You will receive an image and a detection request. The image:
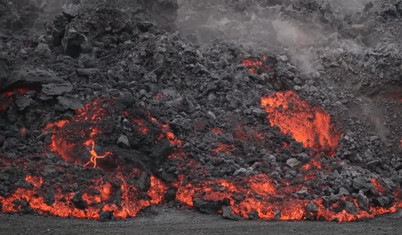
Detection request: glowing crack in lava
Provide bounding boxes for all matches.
[261,90,340,155]
[83,128,112,168]
[1,97,170,219]
[45,97,112,167]
[0,96,172,219]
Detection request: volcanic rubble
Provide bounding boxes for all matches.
[0,0,401,222]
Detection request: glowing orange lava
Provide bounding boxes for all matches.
[45,98,113,167]
[261,91,340,155]
[213,143,235,154]
[371,178,386,194]
[0,172,167,219]
[242,56,275,74]
[173,174,399,222]
[25,175,44,188]
[132,118,150,134]
[162,124,182,147]
[2,95,400,222]
[242,59,263,73]
[83,139,112,168]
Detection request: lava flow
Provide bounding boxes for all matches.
[44,97,113,167]
[0,171,167,219]
[1,95,400,222]
[0,97,173,219]
[174,173,400,222]
[261,90,340,155]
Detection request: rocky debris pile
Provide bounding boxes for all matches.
[0,0,401,221]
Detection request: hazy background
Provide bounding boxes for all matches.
[174,0,375,75]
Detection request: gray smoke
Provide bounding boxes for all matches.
[174,0,380,76]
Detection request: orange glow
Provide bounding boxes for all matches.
[45,98,114,167]
[3,94,397,222]
[213,143,235,154]
[107,173,157,219]
[242,56,273,74]
[82,193,102,204]
[173,174,400,221]
[0,173,167,220]
[301,164,311,171]
[303,174,316,181]
[91,180,112,201]
[155,93,163,99]
[23,98,183,219]
[211,128,223,134]
[25,175,44,188]
[49,134,76,162]
[44,120,69,130]
[161,124,182,147]
[301,159,322,171]
[242,59,263,67]
[314,198,398,222]
[3,88,31,97]
[261,91,340,155]
[310,159,322,169]
[174,175,195,206]
[1,88,33,112]
[256,131,264,138]
[371,178,386,194]
[248,174,276,195]
[132,118,149,133]
[148,176,168,204]
[83,139,111,168]
[242,59,263,74]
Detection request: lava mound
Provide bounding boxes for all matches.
[0,1,401,222]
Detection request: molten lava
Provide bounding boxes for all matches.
[371,178,386,194]
[261,90,340,155]
[83,138,112,168]
[242,58,263,74]
[0,171,167,219]
[174,173,399,222]
[1,95,400,222]
[242,56,275,74]
[45,98,113,167]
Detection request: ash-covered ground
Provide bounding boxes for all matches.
[0,0,401,231]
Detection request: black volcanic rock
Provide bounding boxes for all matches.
[0,0,400,222]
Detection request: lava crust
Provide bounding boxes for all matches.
[0,0,401,222]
